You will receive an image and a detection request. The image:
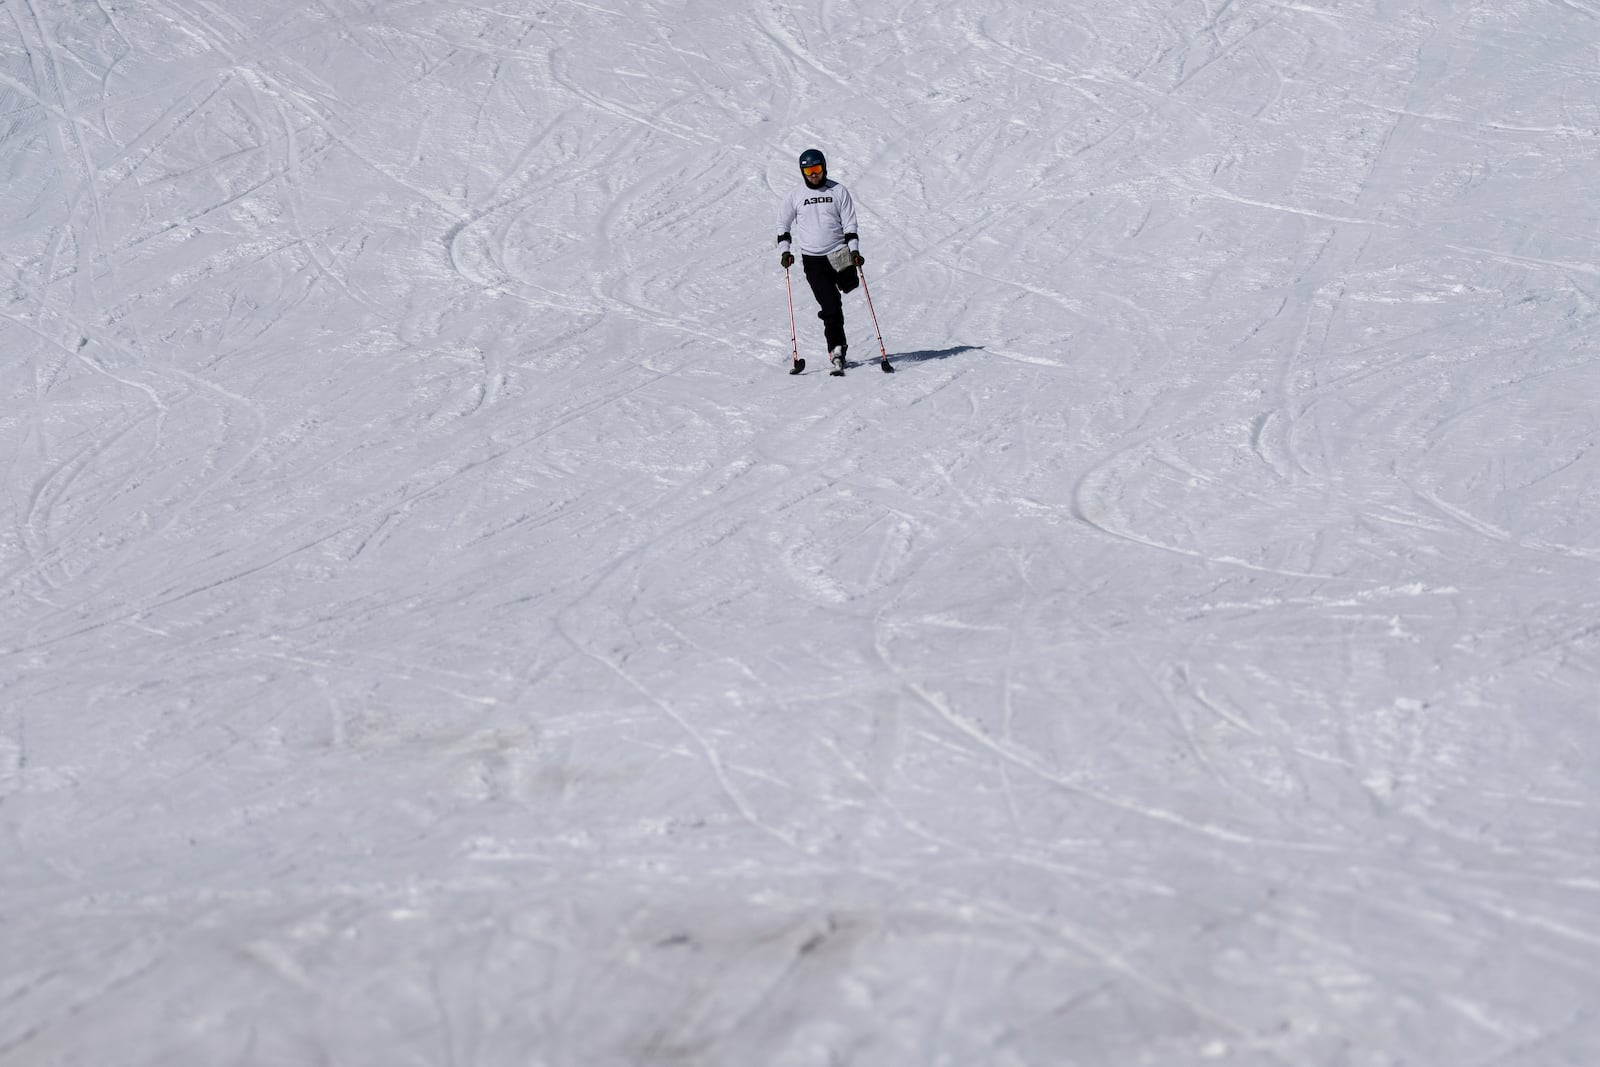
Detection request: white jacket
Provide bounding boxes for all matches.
[775,179,859,257]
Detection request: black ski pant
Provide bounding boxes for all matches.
[801,253,858,354]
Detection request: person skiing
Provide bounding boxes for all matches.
[776,148,865,375]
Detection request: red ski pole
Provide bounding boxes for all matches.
[784,265,804,374]
[857,265,894,373]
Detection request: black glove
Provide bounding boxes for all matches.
[780,251,794,269]
[850,250,864,267]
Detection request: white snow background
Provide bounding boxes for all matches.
[4,0,1600,1063]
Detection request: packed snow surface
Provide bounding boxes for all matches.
[4,0,1600,1063]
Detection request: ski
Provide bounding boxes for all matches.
[787,355,896,377]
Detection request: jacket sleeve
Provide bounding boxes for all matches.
[775,192,797,252]
[838,185,859,251]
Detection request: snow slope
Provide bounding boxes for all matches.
[4,0,1600,1063]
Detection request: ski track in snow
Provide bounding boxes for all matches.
[3,0,1600,1064]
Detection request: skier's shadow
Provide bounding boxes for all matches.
[888,344,982,366]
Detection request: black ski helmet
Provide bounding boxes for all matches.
[798,148,827,182]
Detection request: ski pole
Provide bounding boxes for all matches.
[857,265,894,373]
[784,265,804,374]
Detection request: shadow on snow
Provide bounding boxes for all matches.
[886,344,983,366]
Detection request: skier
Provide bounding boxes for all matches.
[776,148,865,374]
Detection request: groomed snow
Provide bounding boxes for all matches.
[4,1,1599,1063]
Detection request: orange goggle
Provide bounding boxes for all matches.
[801,164,824,179]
